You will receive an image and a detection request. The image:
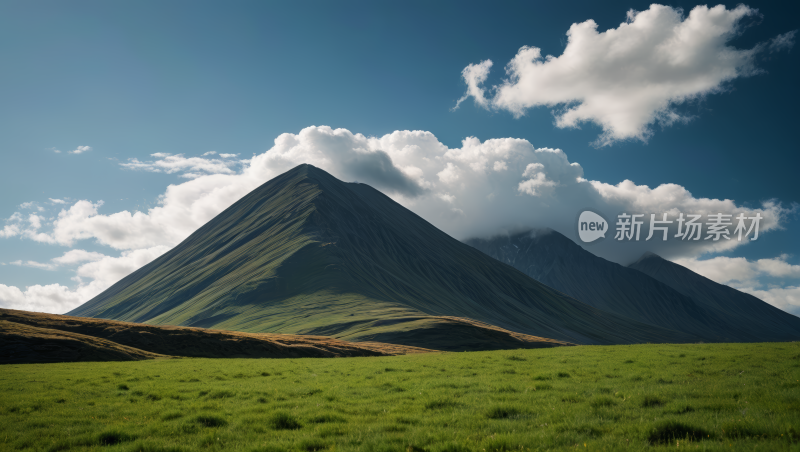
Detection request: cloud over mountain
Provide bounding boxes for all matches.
[0,126,791,313]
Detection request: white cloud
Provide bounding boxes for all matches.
[769,30,797,53]
[11,260,57,271]
[1,125,793,313]
[24,214,56,244]
[219,153,239,158]
[26,126,787,263]
[0,212,22,238]
[737,286,800,316]
[10,249,108,271]
[120,153,243,179]
[437,162,460,184]
[518,164,557,196]
[0,246,169,313]
[0,283,85,314]
[52,249,107,266]
[674,254,800,287]
[672,255,800,315]
[452,60,493,110]
[70,145,92,154]
[0,223,20,239]
[0,212,57,243]
[49,198,67,204]
[202,151,217,156]
[454,4,791,146]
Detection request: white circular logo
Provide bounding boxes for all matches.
[578,210,608,243]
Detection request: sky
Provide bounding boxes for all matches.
[1,0,799,316]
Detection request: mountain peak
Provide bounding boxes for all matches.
[632,251,664,265]
[68,165,695,349]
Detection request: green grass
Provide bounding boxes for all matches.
[2,342,800,451]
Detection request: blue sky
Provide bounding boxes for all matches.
[1,0,798,314]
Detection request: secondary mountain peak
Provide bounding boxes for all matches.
[467,230,800,342]
[630,253,800,340]
[631,251,662,266]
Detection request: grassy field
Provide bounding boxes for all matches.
[1,342,799,451]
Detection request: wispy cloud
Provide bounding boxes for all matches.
[11,249,107,271]
[769,30,797,53]
[70,145,92,154]
[120,153,243,179]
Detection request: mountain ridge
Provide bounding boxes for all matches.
[630,252,800,341]
[466,228,800,342]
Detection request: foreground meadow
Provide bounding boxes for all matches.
[1,342,799,451]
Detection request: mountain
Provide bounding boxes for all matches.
[630,253,800,342]
[466,230,800,342]
[68,164,695,349]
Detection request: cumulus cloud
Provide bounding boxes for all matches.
[454,4,793,146]
[0,284,85,314]
[0,212,56,243]
[120,153,244,179]
[0,222,20,239]
[675,255,800,287]
[21,126,789,262]
[737,286,800,316]
[0,246,169,313]
[1,125,793,313]
[70,145,92,154]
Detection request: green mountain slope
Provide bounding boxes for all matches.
[69,164,697,348]
[629,252,800,342]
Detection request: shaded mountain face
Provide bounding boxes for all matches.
[68,164,695,349]
[630,253,800,342]
[466,230,800,342]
